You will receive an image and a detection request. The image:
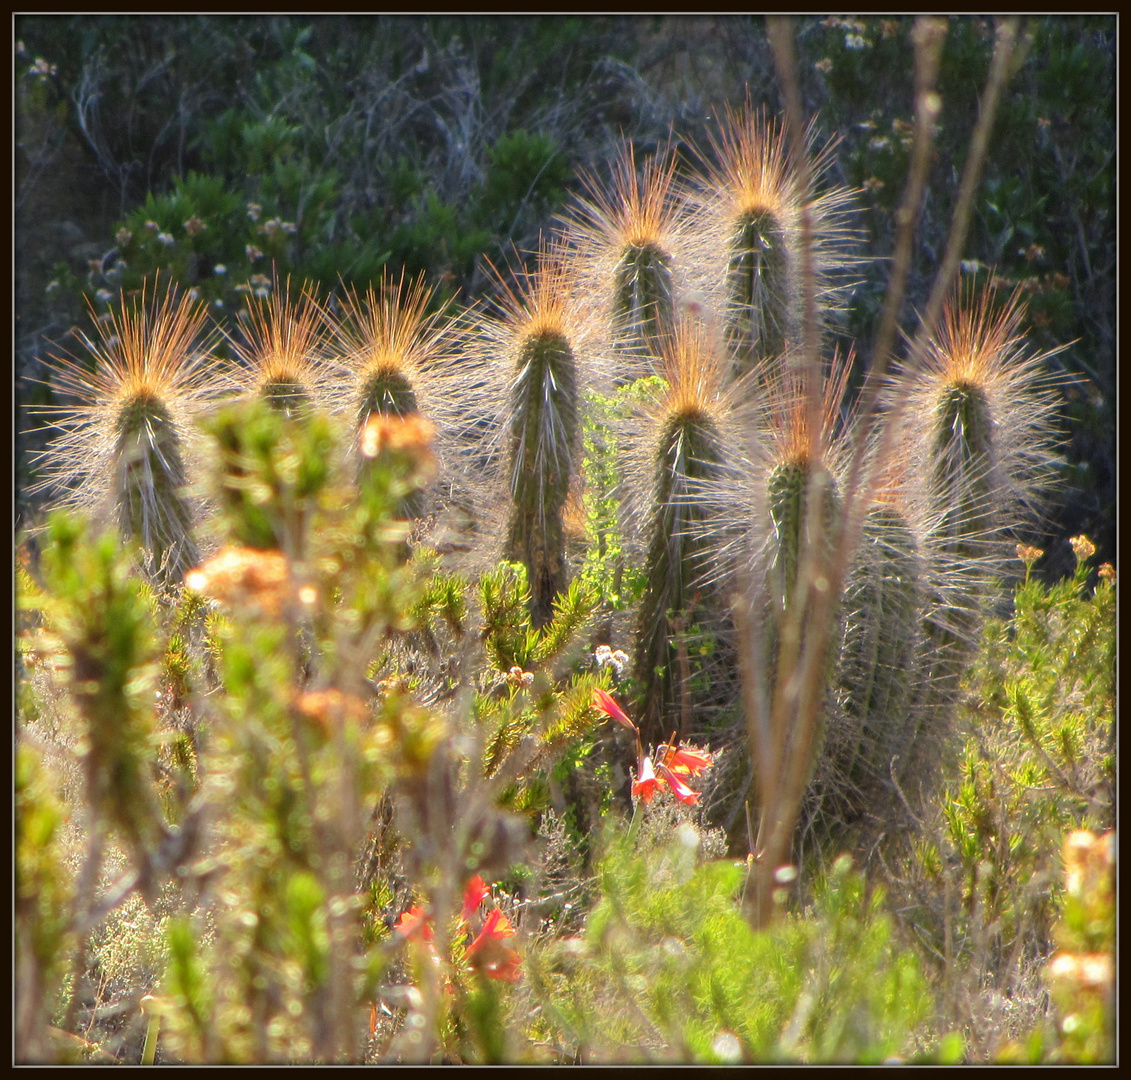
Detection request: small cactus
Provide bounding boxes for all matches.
[899,286,1062,707]
[693,102,857,378]
[330,269,453,429]
[226,277,330,420]
[329,270,457,519]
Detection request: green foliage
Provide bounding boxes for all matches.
[578,381,659,610]
[36,513,168,869]
[15,745,76,1031]
[483,130,571,225]
[942,547,1112,952]
[14,15,1113,1064]
[528,834,935,1063]
[894,544,1114,1059]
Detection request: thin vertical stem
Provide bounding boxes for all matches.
[746,15,1022,930]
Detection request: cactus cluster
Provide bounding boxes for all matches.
[28,101,1060,856]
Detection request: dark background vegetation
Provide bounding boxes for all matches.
[15,15,1114,579]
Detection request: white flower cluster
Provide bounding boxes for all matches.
[594,645,629,677]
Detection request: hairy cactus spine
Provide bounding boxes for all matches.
[227,278,329,420]
[695,103,857,379]
[33,283,215,584]
[910,287,1060,697]
[834,500,925,808]
[330,270,455,518]
[560,142,704,367]
[880,286,1062,811]
[332,270,451,428]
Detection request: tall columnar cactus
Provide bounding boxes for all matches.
[902,287,1061,702]
[626,318,739,747]
[878,286,1062,801]
[560,141,706,367]
[33,284,215,584]
[476,245,594,628]
[698,347,862,845]
[227,279,329,419]
[695,103,857,378]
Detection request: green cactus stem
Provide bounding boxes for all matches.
[834,504,924,807]
[727,208,790,373]
[924,378,997,689]
[113,393,200,584]
[762,458,844,785]
[357,370,419,425]
[612,241,676,360]
[260,378,310,420]
[504,328,580,628]
[766,459,840,614]
[634,407,728,746]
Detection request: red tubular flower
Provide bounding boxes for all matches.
[655,762,700,806]
[593,687,637,733]
[467,906,522,981]
[394,904,434,942]
[480,906,516,939]
[632,755,663,803]
[461,874,490,923]
[661,743,715,777]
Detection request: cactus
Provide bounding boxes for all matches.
[32,283,215,584]
[561,141,707,367]
[226,278,329,420]
[472,244,594,628]
[693,102,857,378]
[625,318,740,747]
[888,286,1062,804]
[916,290,1057,654]
[331,269,453,429]
[506,322,578,627]
[329,270,457,519]
[832,500,925,814]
